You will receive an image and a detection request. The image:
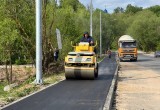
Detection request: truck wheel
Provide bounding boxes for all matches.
[134,58,137,61]
[120,58,123,62]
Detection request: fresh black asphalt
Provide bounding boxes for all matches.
[2,54,117,110]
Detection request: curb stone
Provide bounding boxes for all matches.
[103,63,119,110]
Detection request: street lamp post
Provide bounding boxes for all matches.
[35,0,43,84]
[90,0,93,37]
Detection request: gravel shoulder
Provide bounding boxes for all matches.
[114,54,160,110]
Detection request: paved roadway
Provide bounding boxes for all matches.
[122,53,160,72]
[119,53,160,73]
[137,53,160,72]
[2,54,117,110]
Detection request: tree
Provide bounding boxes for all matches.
[0,18,19,84]
[114,7,124,13]
[60,0,84,11]
[125,4,143,14]
[2,0,36,65]
[147,5,160,16]
[126,10,160,51]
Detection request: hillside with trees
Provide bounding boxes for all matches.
[0,0,160,72]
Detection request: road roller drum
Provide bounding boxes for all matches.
[65,67,95,79]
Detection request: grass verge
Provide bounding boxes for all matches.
[97,55,106,62]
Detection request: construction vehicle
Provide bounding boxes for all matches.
[118,35,138,61]
[64,42,98,79]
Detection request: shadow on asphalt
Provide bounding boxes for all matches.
[137,59,154,62]
[64,74,114,81]
[96,74,114,80]
[120,58,153,62]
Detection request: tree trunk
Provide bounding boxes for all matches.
[42,0,49,73]
[9,50,12,84]
[5,60,9,85]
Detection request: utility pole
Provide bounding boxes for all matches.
[100,11,102,57]
[35,0,43,84]
[90,0,93,36]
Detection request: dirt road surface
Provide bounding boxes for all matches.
[114,53,160,110]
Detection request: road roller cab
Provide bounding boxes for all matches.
[64,42,98,79]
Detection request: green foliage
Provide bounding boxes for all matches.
[15,59,27,65]
[156,43,160,50]
[148,5,160,16]
[0,18,18,50]
[114,7,124,13]
[0,0,160,71]
[126,10,160,51]
[60,0,84,11]
[125,4,143,14]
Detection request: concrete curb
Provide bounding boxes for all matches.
[103,64,119,110]
[1,79,64,110]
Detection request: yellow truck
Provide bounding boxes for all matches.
[118,35,138,61]
[64,42,98,79]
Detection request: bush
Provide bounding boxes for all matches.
[0,60,3,65]
[15,59,27,65]
[156,43,160,50]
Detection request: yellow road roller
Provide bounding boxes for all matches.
[64,42,98,79]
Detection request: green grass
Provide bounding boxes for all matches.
[97,56,106,62]
[43,73,65,84]
[0,82,9,98]
[15,86,39,98]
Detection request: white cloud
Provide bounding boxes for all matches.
[79,0,160,13]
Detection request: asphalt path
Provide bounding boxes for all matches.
[2,54,117,110]
[137,53,160,72]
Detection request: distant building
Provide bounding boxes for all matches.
[104,9,108,13]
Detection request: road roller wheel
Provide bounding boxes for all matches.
[95,63,98,78]
[65,74,69,80]
[65,67,95,80]
[65,75,70,80]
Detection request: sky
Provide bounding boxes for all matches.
[79,0,160,13]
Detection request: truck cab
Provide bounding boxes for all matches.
[118,35,138,61]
